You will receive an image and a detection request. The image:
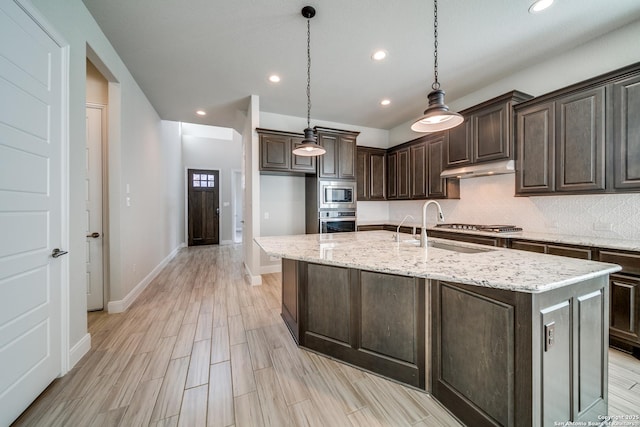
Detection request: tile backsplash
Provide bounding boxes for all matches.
[361,174,640,242]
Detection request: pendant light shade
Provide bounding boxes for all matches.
[410,89,464,132]
[411,0,463,133]
[293,127,326,156]
[292,6,326,157]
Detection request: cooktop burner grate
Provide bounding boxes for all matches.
[435,224,523,233]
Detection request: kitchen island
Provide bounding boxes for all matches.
[255,230,621,427]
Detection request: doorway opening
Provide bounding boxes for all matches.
[85,58,109,311]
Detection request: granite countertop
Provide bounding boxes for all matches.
[255,230,621,294]
[357,220,640,252]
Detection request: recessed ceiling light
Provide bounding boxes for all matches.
[268,74,281,83]
[380,99,391,106]
[196,110,206,116]
[529,0,554,13]
[371,50,387,61]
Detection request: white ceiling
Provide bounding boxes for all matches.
[82,0,640,131]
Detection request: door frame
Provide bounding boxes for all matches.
[231,169,243,244]
[14,0,71,374]
[184,167,223,246]
[85,102,110,310]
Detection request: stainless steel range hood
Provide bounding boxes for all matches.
[440,159,515,179]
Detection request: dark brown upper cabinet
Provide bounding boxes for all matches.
[556,87,606,192]
[357,146,386,201]
[387,134,457,201]
[515,61,640,195]
[613,73,640,190]
[257,128,316,174]
[444,91,532,170]
[515,101,556,194]
[316,127,359,180]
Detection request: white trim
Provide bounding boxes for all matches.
[260,264,281,275]
[68,333,91,369]
[244,262,262,286]
[107,245,181,313]
[220,239,233,245]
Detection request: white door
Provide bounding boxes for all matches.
[86,105,104,311]
[0,1,65,425]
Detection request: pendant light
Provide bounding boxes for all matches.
[292,6,326,157]
[411,0,463,133]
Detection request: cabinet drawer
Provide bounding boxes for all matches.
[599,250,640,275]
[511,240,546,253]
[547,245,592,260]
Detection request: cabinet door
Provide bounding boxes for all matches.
[610,274,640,344]
[427,134,447,198]
[318,133,338,178]
[556,87,606,192]
[356,148,370,200]
[445,119,472,167]
[410,143,427,199]
[613,74,640,190]
[291,137,316,172]
[387,151,398,199]
[397,148,410,199]
[473,102,510,162]
[339,135,357,179]
[515,102,555,194]
[370,151,386,200]
[260,134,290,170]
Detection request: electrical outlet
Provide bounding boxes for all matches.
[264,212,270,220]
[544,322,555,351]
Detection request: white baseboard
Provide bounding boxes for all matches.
[68,333,91,369]
[107,245,182,313]
[244,262,262,286]
[260,264,281,274]
[220,239,233,245]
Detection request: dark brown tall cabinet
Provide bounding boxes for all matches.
[515,62,640,195]
[356,147,386,201]
[316,127,358,180]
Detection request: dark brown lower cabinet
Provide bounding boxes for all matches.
[281,259,425,388]
[281,256,609,426]
[432,277,608,427]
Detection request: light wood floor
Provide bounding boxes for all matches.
[12,244,640,427]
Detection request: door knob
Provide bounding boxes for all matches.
[86,232,100,238]
[51,248,68,258]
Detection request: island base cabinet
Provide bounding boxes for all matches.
[432,277,608,427]
[292,261,426,389]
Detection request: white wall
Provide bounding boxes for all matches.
[181,128,242,244]
[32,0,183,357]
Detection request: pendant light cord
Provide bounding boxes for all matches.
[306,17,312,129]
[432,0,440,91]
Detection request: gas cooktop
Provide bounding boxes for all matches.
[435,224,523,233]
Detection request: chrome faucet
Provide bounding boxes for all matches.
[420,200,444,247]
[395,214,415,242]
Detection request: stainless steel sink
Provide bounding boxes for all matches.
[427,241,493,254]
[400,238,493,254]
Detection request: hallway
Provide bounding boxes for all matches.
[12,244,640,426]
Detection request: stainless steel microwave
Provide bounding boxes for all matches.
[319,180,356,209]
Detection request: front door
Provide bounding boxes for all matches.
[85,105,105,311]
[0,1,65,424]
[188,169,220,246]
